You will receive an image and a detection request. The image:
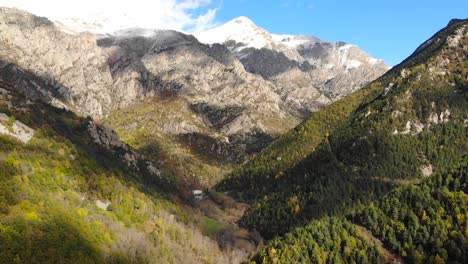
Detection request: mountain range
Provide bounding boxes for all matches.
[0,6,466,264]
[0,7,388,187]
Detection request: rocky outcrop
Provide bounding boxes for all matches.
[0,61,67,108]
[87,120,161,176]
[85,119,181,189]
[0,112,35,143]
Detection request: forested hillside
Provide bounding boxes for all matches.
[217,19,468,263]
[0,83,251,263]
[253,162,467,263]
[354,162,467,263]
[253,217,384,264]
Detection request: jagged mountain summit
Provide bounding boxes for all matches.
[0,8,284,129]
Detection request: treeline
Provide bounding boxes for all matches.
[238,118,467,239]
[251,161,467,264]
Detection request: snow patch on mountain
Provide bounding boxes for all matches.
[271,34,310,48]
[271,34,320,48]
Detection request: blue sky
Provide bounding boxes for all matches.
[200,0,468,66]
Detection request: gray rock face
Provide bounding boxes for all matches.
[224,39,389,116]
[298,41,389,100]
[236,47,300,78]
[128,31,289,136]
[0,61,67,107]
[0,8,115,117]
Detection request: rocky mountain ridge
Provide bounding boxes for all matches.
[0,9,286,131]
[0,8,388,132]
[196,17,389,116]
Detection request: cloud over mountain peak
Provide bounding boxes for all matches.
[0,0,218,33]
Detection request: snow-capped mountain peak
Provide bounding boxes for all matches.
[194,16,389,71]
[195,16,325,52]
[194,16,275,50]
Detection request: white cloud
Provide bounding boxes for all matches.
[0,0,219,33]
